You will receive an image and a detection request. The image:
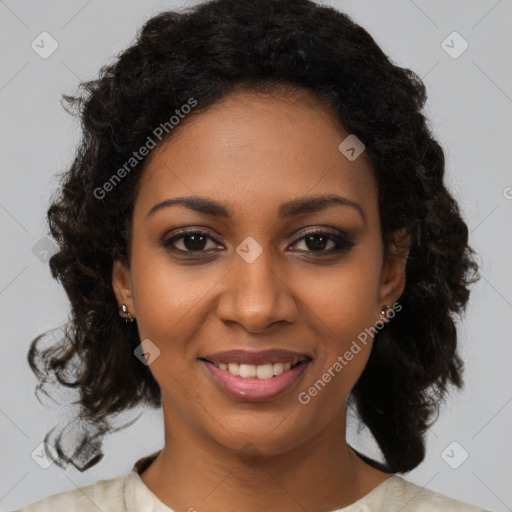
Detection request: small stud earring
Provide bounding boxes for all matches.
[119,304,135,323]
[380,304,393,322]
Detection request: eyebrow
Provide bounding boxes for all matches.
[146,194,366,224]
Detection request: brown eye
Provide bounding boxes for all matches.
[163,230,223,252]
[298,233,335,252]
[162,228,354,258]
[289,229,355,254]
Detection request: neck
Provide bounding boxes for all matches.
[139,405,389,512]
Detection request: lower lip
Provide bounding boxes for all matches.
[202,360,310,402]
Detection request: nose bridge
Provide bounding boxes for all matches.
[216,241,297,332]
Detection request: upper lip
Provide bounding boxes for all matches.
[201,349,312,366]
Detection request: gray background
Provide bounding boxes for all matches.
[1,1,511,511]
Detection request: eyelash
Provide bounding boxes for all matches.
[161,228,355,257]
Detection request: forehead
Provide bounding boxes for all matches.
[136,88,377,222]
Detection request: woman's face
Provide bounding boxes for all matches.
[113,87,407,455]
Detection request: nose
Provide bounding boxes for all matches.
[216,248,298,333]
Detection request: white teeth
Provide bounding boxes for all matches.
[227,363,240,375]
[218,361,301,379]
[272,362,284,376]
[239,364,256,378]
[256,363,274,379]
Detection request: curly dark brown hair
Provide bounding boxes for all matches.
[28,0,479,473]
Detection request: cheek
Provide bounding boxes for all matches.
[129,254,203,395]
[304,255,382,338]
[130,258,180,338]
[297,249,382,383]
[129,242,211,338]
[297,273,377,415]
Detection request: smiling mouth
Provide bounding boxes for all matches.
[200,358,308,380]
[200,356,312,402]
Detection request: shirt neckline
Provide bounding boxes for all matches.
[126,450,399,512]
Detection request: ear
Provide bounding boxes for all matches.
[376,229,410,321]
[112,259,135,316]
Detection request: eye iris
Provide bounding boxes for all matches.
[184,233,207,251]
[305,233,328,251]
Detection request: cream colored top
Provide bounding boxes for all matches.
[18,451,489,511]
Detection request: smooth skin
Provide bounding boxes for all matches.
[113,86,409,512]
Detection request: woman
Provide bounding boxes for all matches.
[20,0,487,510]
